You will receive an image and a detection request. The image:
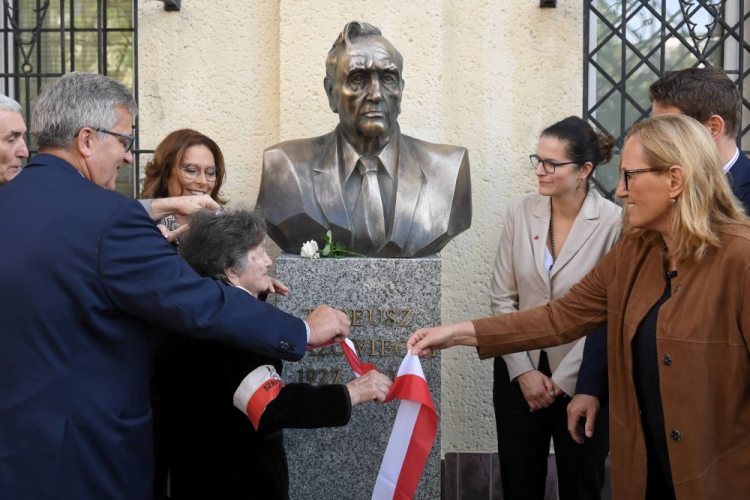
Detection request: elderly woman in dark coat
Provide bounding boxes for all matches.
[156,208,392,500]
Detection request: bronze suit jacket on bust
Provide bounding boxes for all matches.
[257,125,471,257]
[474,224,750,500]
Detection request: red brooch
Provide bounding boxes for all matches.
[533,235,539,240]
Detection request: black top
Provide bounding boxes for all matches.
[631,270,677,500]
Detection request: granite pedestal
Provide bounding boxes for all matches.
[275,253,441,500]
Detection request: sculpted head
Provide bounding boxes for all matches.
[324,22,404,150]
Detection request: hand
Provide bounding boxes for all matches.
[157,223,189,243]
[407,321,478,358]
[517,370,556,411]
[148,195,221,220]
[304,305,350,345]
[346,371,393,407]
[264,278,289,296]
[567,394,600,444]
[551,380,567,398]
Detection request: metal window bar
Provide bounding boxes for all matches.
[0,0,150,198]
[583,0,750,200]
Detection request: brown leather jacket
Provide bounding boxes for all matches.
[474,223,750,500]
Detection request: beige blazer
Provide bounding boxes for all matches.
[490,189,621,396]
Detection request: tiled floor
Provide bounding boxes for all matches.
[442,452,612,500]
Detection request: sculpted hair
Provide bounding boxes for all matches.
[140,128,227,204]
[178,208,267,282]
[0,94,22,114]
[623,114,748,261]
[31,72,137,150]
[648,67,741,137]
[541,116,614,188]
[325,21,403,79]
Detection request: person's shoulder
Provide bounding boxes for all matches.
[510,192,543,212]
[264,130,337,161]
[730,152,750,184]
[592,190,622,223]
[716,221,750,248]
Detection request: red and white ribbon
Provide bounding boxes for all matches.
[371,353,437,500]
[309,339,437,499]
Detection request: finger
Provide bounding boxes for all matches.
[165,224,189,243]
[542,376,555,398]
[567,409,584,444]
[157,225,170,239]
[406,330,425,352]
[409,332,431,355]
[270,278,289,296]
[585,410,597,438]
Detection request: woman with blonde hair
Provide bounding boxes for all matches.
[408,114,750,500]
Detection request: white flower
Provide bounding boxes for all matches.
[301,240,320,259]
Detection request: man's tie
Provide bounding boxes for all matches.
[353,156,386,249]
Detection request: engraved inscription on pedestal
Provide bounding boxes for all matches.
[276,254,441,500]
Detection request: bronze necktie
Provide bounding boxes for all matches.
[353,156,386,248]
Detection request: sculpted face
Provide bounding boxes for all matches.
[326,36,404,147]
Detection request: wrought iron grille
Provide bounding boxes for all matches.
[584,0,750,199]
[0,0,147,198]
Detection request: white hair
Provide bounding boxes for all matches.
[0,94,22,114]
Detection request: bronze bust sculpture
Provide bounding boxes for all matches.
[257,21,471,257]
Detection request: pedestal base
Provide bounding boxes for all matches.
[276,253,441,500]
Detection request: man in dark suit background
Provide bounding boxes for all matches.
[0,72,350,500]
[257,21,471,257]
[650,67,750,210]
[567,66,750,446]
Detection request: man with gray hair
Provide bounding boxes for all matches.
[0,94,28,184]
[0,72,350,500]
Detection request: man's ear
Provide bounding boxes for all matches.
[76,127,95,159]
[704,114,726,140]
[324,77,337,113]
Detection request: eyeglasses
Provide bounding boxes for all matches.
[529,154,579,175]
[620,167,663,191]
[179,165,218,182]
[95,129,134,153]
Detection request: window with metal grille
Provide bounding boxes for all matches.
[584,0,750,199]
[0,0,144,197]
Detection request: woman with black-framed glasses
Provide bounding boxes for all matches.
[486,116,619,500]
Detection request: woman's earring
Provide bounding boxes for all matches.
[670,197,677,206]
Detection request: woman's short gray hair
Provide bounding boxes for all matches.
[0,94,22,114]
[31,72,138,150]
[179,208,267,282]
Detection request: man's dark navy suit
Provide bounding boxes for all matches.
[576,152,750,399]
[0,154,307,500]
[727,151,750,213]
